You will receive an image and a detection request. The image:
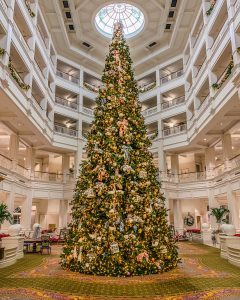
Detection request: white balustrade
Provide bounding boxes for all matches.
[83,82,99,93]
[16,164,30,178]
[160,69,183,84]
[55,96,78,110]
[0,154,12,170]
[0,0,8,14]
[54,124,77,137]
[142,106,157,117]
[197,95,210,117]
[139,81,156,93]
[34,171,63,182]
[161,96,185,110]
[82,107,94,116]
[163,123,187,137]
[56,70,79,84]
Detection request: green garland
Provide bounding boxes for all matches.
[8,59,30,91]
[212,59,234,90]
[25,0,35,17]
[139,82,156,93]
[206,1,216,16]
[0,48,5,56]
[84,82,99,93]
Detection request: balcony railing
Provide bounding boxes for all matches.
[56,70,79,85]
[163,123,187,137]
[0,154,12,170]
[147,130,158,140]
[159,171,206,183]
[37,26,48,49]
[55,96,78,110]
[34,171,64,182]
[142,106,157,117]
[161,96,185,110]
[83,82,100,93]
[139,81,156,93]
[192,24,204,48]
[82,107,94,116]
[212,59,234,90]
[206,0,217,16]
[16,164,30,178]
[160,69,183,84]
[197,94,210,116]
[8,59,30,91]
[54,124,77,137]
[24,0,35,17]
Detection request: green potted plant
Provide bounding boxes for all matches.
[0,203,13,259]
[210,206,230,233]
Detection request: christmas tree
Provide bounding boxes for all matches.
[61,23,179,276]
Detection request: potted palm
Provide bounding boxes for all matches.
[0,203,13,259]
[210,206,230,240]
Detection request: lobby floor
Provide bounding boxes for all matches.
[0,242,240,299]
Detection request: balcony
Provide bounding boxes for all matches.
[147,130,158,140]
[160,69,183,85]
[162,96,185,110]
[8,59,30,91]
[56,70,79,85]
[82,107,94,116]
[0,153,12,170]
[83,82,99,93]
[159,171,206,183]
[163,123,187,137]
[55,96,78,111]
[142,106,157,117]
[54,124,77,137]
[139,81,156,93]
[33,171,64,182]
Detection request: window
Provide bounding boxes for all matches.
[168,11,174,18]
[165,24,172,30]
[63,1,69,8]
[95,3,145,38]
[65,11,71,19]
[69,24,74,31]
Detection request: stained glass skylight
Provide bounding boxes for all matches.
[95,3,145,38]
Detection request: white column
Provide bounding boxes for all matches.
[62,154,70,183]
[9,134,19,169]
[227,187,239,229]
[2,191,14,230]
[205,147,216,178]
[208,188,219,230]
[173,199,183,232]
[171,154,179,175]
[59,200,68,229]
[25,147,35,176]
[21,192,33,230]
[158,142,166,174]
[222,133,232,170]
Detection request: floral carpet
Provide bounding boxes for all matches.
[0,242,240,299]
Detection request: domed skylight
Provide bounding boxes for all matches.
[95,3,145,38]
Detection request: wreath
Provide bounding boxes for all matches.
[184,214,194,226]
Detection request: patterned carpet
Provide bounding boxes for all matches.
[0,242,240,299]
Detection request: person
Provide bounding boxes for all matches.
[211,230,217,246]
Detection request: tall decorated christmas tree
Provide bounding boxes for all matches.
[61,23,178,276]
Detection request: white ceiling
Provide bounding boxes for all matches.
[39,0,201,75]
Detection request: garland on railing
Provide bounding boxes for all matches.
[83,82,99,93]
[0,48,5,56]
[206,0,216,16]
[139,81,156,93]
[212,59,234,90]
[25,0,35,17]
[8,59,30,91]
